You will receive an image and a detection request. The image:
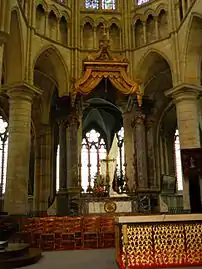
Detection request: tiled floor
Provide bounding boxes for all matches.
[20,248,199,269]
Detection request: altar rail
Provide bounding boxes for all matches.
[16,216,115,251]
[116,214,202,268]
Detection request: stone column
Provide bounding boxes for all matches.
[133,109,148,191]
[146,119,157,189]
[123,111,135,192]
[58,120,67,191]
[57,119,68,216]
[0,1,11,81]
[4,84,41,215]
[34,124,53,213]
[66,113,80,193]
[166,84,202,212]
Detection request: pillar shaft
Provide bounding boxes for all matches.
[146,119,157,189]
[133,110,148,190]
[59,120,67,190]
[4,85,40,215]
[34,125,53,213]
[67,114,79,189]
[166,85,202,211]
[123,111,135,192]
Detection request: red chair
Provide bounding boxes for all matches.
[41,233,55,251]
[99,217,115,248]
[82,217,100,249]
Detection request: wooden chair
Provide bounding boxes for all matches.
[82,217,100,249]
[74,217,83,249]
[41,233,55,251]
[60,217,76,250]
[99,217,115,248]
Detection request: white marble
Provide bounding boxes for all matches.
[88,200,132,214]
[115,213,202,224]
[159,195,168,213]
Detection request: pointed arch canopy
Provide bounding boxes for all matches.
[72,38,143,106]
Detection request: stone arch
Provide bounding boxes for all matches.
[59,16,68,45]
[95,17,107,27]
[136,49,173,85]
[36,4,46,34]
[48,5,60,19]
[133,14,143,24]
[33,45,69,97]
[81,16,94,27]
[4,9,24,84]
[158,9,168,39]
[156,4,168,15]
[48,10,58,40]
[144,9,155,20]
[183,13,202,85]
[83,22,94,49]
[108,17,121,28]
[109,23,120,50]
[156,102,178,185]
[35,0,48,12]
[146,14,156,43]
[60,10,70,23]
[134,19,144,48]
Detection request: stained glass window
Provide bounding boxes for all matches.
[85,0,99,9]
[81,129,107,192]
[56,145,60,191]
[102,0,116,9]
[85,0,116,9]
[174,129,183,191]
[0,116,8,196]
[137,0,150,5]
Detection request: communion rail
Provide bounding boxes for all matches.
[116,214,202,268]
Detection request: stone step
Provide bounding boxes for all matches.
[0,247,42,268]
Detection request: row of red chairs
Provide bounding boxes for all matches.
[17,216,115,251]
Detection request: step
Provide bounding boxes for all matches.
[0,247,42,268]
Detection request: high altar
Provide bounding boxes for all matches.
[47,28,164,218]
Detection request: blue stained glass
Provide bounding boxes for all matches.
[85,0,99,9]
[102,0,116,9]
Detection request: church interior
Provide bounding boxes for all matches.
[1,0,202,268]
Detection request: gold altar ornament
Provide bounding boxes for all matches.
[71,27,142,107]
[104,201,117,213]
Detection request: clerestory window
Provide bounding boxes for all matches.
[85,0,116,10]
[137,0,150,5]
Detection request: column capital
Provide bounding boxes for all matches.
[2,83,42,102]
[146,118,154,128]
[165,84,202,103]
[0,31,9,45]
[131,110,145,127]
[58,119,68,127]
[67,112,80,128]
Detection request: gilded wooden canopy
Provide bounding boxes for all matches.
[72,32,143,106]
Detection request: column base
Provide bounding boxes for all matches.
[67,187,82,216]
[56,190,69,216]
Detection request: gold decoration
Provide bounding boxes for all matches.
[71,37,142,106]
[119,222,202,268]
[104,200,117,213]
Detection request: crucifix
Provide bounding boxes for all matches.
[101,155,116,187]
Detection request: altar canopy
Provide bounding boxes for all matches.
[72,28,142,105]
